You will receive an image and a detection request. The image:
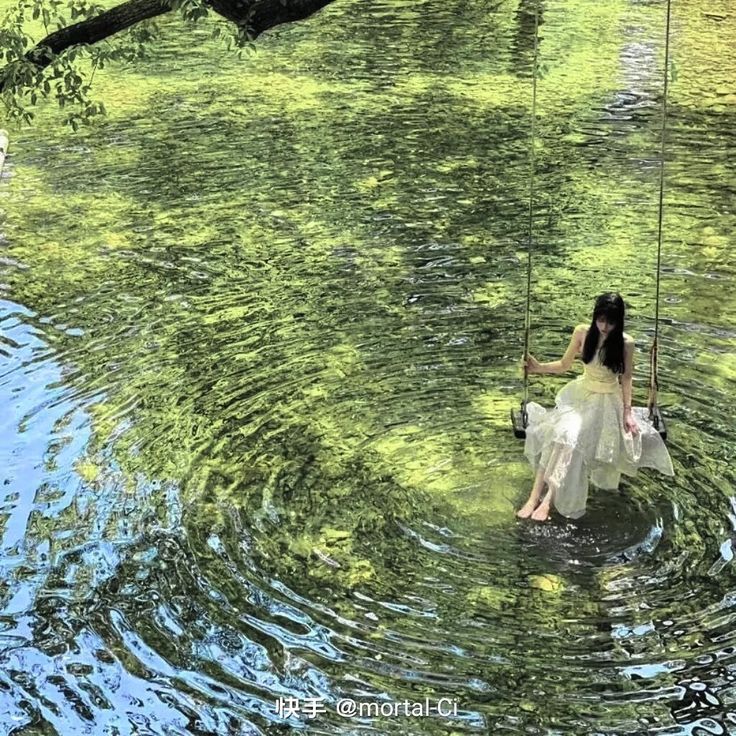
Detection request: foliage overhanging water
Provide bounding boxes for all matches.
[1,0,735,733]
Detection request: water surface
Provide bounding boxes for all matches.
[1,0,735,733]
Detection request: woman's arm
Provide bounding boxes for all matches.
[620,338,634,412]
[535,325,585,375]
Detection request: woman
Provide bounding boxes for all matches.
[517,292,674,522]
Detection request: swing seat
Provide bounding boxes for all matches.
[648,404,667,441]
[510,403,530,439]
[510,402,668,441]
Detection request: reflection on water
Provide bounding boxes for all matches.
[1,0,735,733]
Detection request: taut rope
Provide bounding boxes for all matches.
[521,2,541,427]
[648,0,673,422]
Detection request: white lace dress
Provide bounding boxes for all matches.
[523,347,675,518]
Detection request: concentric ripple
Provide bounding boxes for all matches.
[1,0,735,734]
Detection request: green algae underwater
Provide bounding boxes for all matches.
[1,0,735,733]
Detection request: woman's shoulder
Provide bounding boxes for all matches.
[575,322,633,337]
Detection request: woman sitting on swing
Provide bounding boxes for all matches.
[517,292,674,522]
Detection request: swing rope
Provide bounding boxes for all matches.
[521,1,540,428]
[648,0,673,423]
[521,0,672,432]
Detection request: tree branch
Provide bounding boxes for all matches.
[244,0,336,38]
[0,0,337,95]
[31,0,171,70]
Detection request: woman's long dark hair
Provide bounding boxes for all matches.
[582,292,626,374]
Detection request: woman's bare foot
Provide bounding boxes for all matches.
[517,475,548,519]
[530,500,551,521]
[530,488,554,521]
[516,498,539,518]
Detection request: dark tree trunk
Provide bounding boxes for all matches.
[245,0,337,37]
[203,0,336,36]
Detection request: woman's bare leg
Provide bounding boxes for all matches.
[517,466,547,518]
[531,484,555,521]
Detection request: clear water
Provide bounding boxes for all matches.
[1,0,735,733]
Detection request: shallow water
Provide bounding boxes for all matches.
[1,0,735,733]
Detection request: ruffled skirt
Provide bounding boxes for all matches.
[523,376,675,518]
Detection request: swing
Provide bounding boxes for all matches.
[511,0,672,442]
